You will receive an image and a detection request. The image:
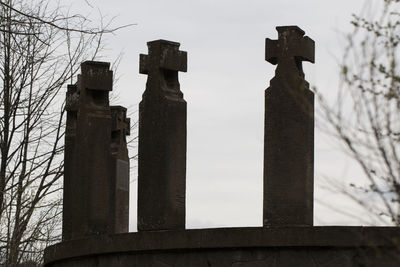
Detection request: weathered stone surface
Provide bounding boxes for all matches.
[44,227,400,267]
[62,61,130,240]
[62,84,78,241]
[110,106,130,233]
[264,26,315,226]
[49,31,400,267]
[17,261,38,267]
[138,40,187,231]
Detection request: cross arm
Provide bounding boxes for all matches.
[265,26,315,65]
[111,106,130,136]
[139,40,187,74]
[297,36,314,64]
[81,61,113,91]
[265,39,279,65]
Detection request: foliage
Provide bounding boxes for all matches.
[317,0,400,225]
[0,0,128,265]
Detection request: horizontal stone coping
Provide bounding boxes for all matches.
[44,226,400,264]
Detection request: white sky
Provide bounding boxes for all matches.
[68,0,382,230]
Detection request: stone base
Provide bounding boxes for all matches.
[44,227,400,266]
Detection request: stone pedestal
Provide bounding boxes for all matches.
[45,227,400,267]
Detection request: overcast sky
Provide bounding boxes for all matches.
[67,0,381,230]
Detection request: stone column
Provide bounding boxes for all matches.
[62,84,78,241]
[110,106,130,233]
[138,40,187,231]
[263,26,315,226]
[62,61,130,240]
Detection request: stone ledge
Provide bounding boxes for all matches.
[44,226,400,264]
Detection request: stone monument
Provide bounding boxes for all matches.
[264,26,315,226]
[45,29,400,267]
[110,105,131,233]
[138,40,187,231]
[62,61,130,241]
[62,84,78,241]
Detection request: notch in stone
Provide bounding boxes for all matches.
[263,26,315,227]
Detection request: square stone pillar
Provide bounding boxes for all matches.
[63,61,130,240]
[263,26,315,227]
[138,40,187,231]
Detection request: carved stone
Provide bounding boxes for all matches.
[45,31,400,267]
[138,40,187,231]
[263,26,315,226]
[110,106,130,233]
[62,84,78,241]
[62,61,130,240]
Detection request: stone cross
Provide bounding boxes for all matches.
[139,40,187,72]
[265,26,314,77]
[111,106,130,138]
[110,106,130,233]
[263,26,315,227]
[138,40,187,231]
[139,40,187,99]
[62,61,130,240]
[62,84,78,241]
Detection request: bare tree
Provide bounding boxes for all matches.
[0,0,129,265]
[316,0,400,225]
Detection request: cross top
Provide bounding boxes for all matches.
[111,106,130,137]
[66,84,79,112]
[139,40,187,98]
[265,26,314,76]
[139,40,187,75]
[81,61,113,91]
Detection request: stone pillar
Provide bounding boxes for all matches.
[263,26,315,227]
[62,84,78,241]
[110,106,130,233]
[138,40,187,231]
[62,61,130,240]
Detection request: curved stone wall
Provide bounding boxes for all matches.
[44,227,400,267]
